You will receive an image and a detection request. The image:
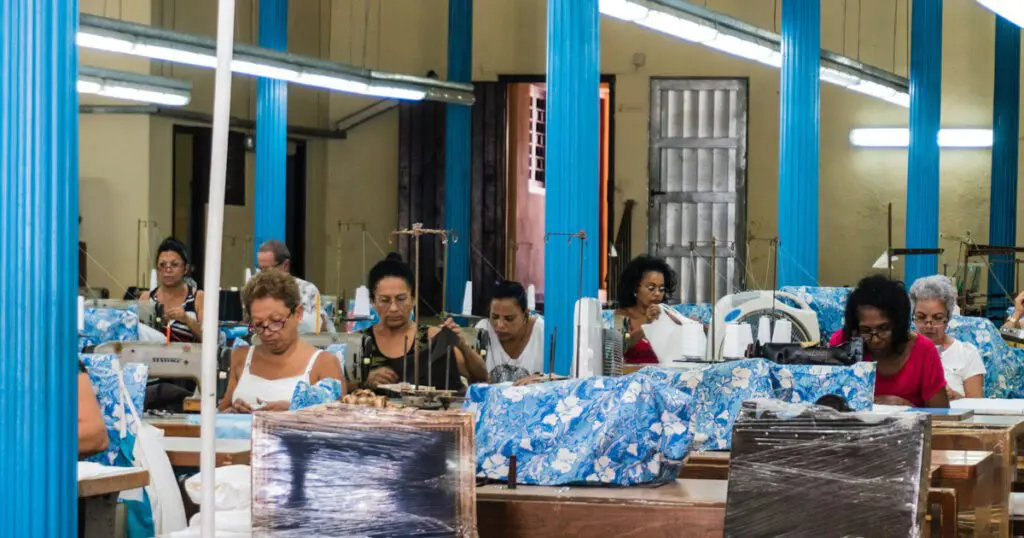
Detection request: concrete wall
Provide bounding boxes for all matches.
[76,0,1024,300]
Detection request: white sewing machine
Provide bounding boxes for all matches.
[94,341,203,389]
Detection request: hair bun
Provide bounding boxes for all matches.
[385,252,404,263]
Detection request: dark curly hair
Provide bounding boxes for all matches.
[843,274,911,353]
[616,255,677,308]
[368,252,415,298]
[155,236,190,266]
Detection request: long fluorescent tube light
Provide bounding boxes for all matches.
[600,0,910,107]
[77,14,473,105]
[977,0,1024,28]
[849,128,993,148]
[78,66,192,106]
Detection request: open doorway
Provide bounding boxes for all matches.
[172,125,307,288]
[504,77,614,305]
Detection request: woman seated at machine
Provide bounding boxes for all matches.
[1004,291,1024,329]
[78,362,107,457]
[138,237,204,343]
[614,255,680,364]
[474,280,545,383]
[359,253,488,392]
[910,275,985,400]
[219,271,344,413]
[830,275,949,408]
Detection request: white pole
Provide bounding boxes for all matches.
[200,0,236,535]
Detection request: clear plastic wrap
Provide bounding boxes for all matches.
[251,403,477,537]
[723,399,931,538]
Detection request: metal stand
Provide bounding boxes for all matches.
[885,203,944,280]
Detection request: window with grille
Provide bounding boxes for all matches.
[528,85,547,194]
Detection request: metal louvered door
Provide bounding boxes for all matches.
[649,78,748,304]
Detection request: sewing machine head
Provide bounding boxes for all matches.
[94,341,202,388]
[85,298,137,311]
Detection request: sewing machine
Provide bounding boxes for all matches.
[85,299,137,310]
[94,341,203,388]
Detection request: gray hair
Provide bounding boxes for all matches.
[258,240,291,265]
[909,275,957,315]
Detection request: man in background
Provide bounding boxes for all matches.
[257,240,335,333]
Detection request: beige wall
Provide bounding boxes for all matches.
[76,0,1024,300]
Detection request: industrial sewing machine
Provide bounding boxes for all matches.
[94,341,213,412]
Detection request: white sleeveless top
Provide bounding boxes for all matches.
[233,347,322,407]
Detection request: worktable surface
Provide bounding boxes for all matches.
[478,478,727,507]
[78,467,149,498]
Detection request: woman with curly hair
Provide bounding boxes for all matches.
[830,275,949,408]
[614,255,678,364]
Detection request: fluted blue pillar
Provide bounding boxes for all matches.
[444,0,472,312]
[0,0,79,534]
[545,0,600,375]
[777,0,821,287]
[254,0,288,262]
[987,15,1020,315]
[905,0,943,286]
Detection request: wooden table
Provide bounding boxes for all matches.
[145,414,200,438]
[930,450,998,536]
[477,479,726,537]
[162,436,251,468]
[78,467,149,538]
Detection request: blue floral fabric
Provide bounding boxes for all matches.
[779,286,852,340]
[770,362,876,411]
[947,316,1024,398]
[633,359,775,451]
[80,306,140,350]
[290,378,344,410]
[184,414,253,440]
[80,354,148,466]
[466,375,693,486]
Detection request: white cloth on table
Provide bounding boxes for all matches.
[167,465,252,538]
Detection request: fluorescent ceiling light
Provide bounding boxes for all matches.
[77,14,475,105]
[849,128,993,148]
[977,0,1024,28]
[78,65,192,106]
[600,0,910,107]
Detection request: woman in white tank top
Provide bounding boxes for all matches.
[219,271,345,413]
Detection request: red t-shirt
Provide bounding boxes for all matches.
[829,330,947,407]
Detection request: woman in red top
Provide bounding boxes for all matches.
[615,255,677,364]
[830,275,949,408]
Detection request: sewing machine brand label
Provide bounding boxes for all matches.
[153,357,183,364]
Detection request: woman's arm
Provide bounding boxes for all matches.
[78,372,108,457]
[218,347,246,411]
[962,375,984,399]
[189,290,205,341]
[924,387,950,408]
[432,321,489,383]
[310,352,348,396]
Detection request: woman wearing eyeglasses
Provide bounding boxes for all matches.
[829,275,949,408]
[138,237,204,342]
[359,253,488,392]
[910,275,985,400]
[219,270,344,413]
[614,255,679,364]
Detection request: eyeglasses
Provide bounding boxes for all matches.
[857,325,893,339]
[642,285,666,294]
[375,295,410,309]
[914,315,948,327]
[158,261,184,271]
[249,310,295,335]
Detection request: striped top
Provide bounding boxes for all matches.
[150,284,200,343]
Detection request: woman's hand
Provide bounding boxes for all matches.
[644,305,661,324]
[165,306,188,323]
[874,395,913,406]
[255,398,291,412]
[227,399,253,414]
[366,366,398,388]
[1015,292,1024,317]
[440,317,469,349]
[945,386,964,401]
[513,374,549,386]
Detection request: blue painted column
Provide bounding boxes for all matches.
[905,0,943,286]
[545,0,600,374]
[444,0,472,312]
[0,0,78,534]
[777,0,821,287]
[254,0,288,262]
[987,15,1020,315]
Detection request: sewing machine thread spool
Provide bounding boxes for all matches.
[772,320,793,344]
[722,324,746,359]
[679,323,706,360]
